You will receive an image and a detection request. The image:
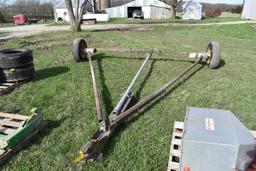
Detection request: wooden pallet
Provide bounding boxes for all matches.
[0,112,46,166]
[0,82,22,96]
[0,112,30,136]
[167,122,256,171]
[167,121,184,171]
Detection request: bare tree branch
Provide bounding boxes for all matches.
[75,0,79,19]
[65,0,89,31]
[78,0,86,21]
[169,0,183,18]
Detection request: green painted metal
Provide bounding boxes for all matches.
[0,112,43,150]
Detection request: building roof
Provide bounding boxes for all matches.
[55,0,93,9]
[107,0,170,9]
[182,0,202,8]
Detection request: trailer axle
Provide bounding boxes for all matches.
[71,39,222,165]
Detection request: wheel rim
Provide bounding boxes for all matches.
[206,47,212,65]
[79,41,86,58]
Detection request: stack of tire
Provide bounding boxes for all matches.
[0,48,35,83]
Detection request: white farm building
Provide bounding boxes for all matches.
[105,0,171,19]
[241,0,256,20]
[182,0,202,20]
[54,0,110,22]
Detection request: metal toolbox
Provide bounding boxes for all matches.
[180,107,256,171]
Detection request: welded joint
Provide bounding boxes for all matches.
[99,121,108,131]
[85,48,97,55]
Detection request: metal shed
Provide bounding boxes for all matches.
[242,0,256,21]
[182,0,202,20]
[105,0,171,19]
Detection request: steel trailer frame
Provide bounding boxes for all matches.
[71,38,222,165]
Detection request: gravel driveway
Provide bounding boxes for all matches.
[0,20,255,41]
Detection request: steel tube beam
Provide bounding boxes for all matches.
[110,57,202,126]
[88,53,104,123]
[96,48,190,56]
[112,52,152,114]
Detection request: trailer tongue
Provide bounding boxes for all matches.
[71,38,221,165]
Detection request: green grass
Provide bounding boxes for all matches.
[47,13,241,26]
[98,16,240,24]
[0,23,256,170]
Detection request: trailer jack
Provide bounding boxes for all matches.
[71,38,222,165]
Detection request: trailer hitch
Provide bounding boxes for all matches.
[71,38,221,165]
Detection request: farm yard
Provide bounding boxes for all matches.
[0,22,256,170]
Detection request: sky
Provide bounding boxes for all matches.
[5,0,244,5]
[197,0,243,5]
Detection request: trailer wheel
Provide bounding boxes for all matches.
[206,41,221,69]
[0,48,33,69]
[72,38,87,62]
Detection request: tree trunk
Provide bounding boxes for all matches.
[70,20,81,31]
[170,5,176,19]
[93,0,97,12]
[75,0,79,19]
[65,0,82,31]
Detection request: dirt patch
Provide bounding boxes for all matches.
[20,40,69,50]
[1,21,256,40]
[132,26,154,31]
[20,40,43,47]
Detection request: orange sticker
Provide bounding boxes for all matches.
[184,167,191,171]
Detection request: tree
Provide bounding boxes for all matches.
[0,0,7,8]
[169,0,183,19]
[0,11,5,23]
[65,0,87,31]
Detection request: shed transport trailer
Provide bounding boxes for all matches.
[70,38,222,166]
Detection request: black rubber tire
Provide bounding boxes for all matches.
[72,38,87,62]
[207,41,221,69]
[0,48,33,69]
[0,64,35,83]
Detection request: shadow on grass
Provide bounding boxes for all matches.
[97,58,114,114]
[103,64,204,157]
[127,60,156,108]
[40,117,67,141]
[219,59,226,68]
[34,66,70,82]
[201,59,225,69]
[27,117,67,147]
[30,117,67,145]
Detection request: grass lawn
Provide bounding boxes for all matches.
[48,13,241,26]
[0,23,256,170]
[98,16,240,25]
